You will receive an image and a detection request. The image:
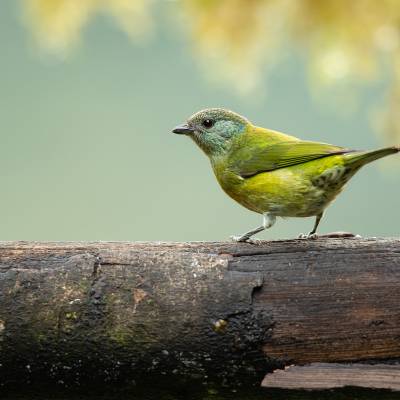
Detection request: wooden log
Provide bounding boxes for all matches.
[262,363,400,390]
[0,238,400,389]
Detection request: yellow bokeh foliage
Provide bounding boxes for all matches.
[23,0,153,54]
[22,0,400,141]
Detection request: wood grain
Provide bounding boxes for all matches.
[0,238,399,389]
[262,363,400,390]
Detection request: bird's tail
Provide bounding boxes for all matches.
[345,146,399,168]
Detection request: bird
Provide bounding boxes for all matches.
[172,108,399,242]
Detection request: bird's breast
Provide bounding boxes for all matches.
[212,161,273,214]
[211,158,348,217]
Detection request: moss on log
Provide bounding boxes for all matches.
[0,239,399,390]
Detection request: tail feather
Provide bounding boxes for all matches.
[345,146,399,168]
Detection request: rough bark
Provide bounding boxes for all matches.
[0,238,399,389]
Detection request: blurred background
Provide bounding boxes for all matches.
[0,0,399,241]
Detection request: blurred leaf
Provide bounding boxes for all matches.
[23,0,153,55]
[21,0,400,142]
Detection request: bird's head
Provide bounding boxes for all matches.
[173,108,249,157]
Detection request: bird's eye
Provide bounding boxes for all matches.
[202,119,214,128]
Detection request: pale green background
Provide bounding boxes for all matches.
[0,1,399,242]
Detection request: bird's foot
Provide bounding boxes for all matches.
[298,232,318,240]
[230,235,262,245]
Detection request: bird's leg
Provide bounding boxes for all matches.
[299,212,323,239]
[231,213,276,243]
[309,212,323,236]
[299,213,361,239]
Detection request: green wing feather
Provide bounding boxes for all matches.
[229,140,352,178]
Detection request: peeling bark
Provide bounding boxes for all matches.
[262,363,400,390]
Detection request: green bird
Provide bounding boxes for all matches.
[173,108,399,242]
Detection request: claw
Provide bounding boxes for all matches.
[298,233,318,239]
[230,235,243,242]
[230,235,262,245]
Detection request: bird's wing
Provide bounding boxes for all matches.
[229,140,352,178]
